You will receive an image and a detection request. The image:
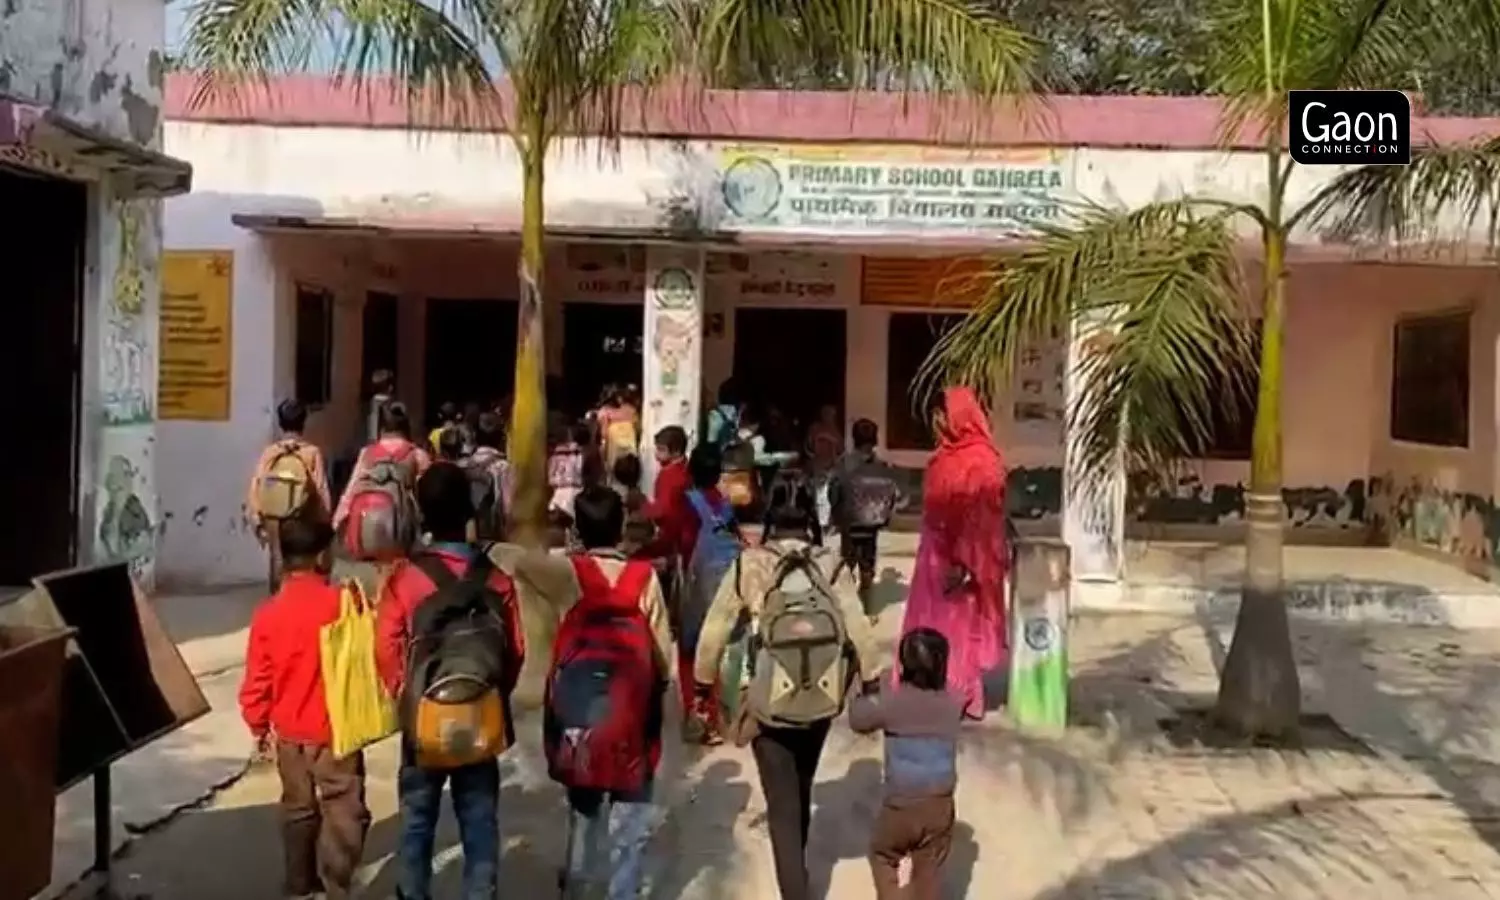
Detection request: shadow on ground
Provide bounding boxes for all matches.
[1053,592,1500,896]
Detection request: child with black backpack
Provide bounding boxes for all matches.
[545,485,674,900]
[826,418,901,615]
[374,464,523,900]
[693,478,881,900]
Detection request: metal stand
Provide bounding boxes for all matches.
[89,766,114,897]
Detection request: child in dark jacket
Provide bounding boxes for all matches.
[849,628,964,900]
[827,418,901,614]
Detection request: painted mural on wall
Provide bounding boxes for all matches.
[1012,338,1066,446]
[1370,474,1500,573]
[892,463,1382,534]
[889,465,1064,521]
[641,250,704,486]
[102,200,155,425]
[93,197,161,589]
[1129,472,1370,529]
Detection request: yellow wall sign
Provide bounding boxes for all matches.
[159,251,233,421]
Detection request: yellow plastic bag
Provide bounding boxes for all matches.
[320,579,398,758]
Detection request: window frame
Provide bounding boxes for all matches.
[1390,309,1471,449]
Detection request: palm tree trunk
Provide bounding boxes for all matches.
[508,136,550,549]
[1214,146,1302,738]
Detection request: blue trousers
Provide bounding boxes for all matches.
[395,757,500,900]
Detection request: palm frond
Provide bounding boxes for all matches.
[921,200,1256,485]
[696,0,1039,97]
[180,0,502,128]
[1296,138,1500,249]
[1203,0,1500,151]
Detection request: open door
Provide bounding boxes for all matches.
[0,168,85,585]
[424,298,519,427]
[732,307,847,438]
[563,302,644,418]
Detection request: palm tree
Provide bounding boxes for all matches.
[178,0,1038,546]
[926,0,1500,739]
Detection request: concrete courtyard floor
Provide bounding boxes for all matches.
[92,613,1500,897]
[46,539,1500,899]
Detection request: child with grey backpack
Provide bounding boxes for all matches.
[693,477,880,900]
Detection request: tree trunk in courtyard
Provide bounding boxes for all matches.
[1214,140,1301,738]
[509,139,550,549]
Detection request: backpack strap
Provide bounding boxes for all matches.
[569,554,612,604]
[613,560,655,606]
[686,489,733,534]
[412,552,458,591]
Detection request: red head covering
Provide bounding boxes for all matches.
[922,387,1008,613]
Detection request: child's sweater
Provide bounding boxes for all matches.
[848,682,964,804]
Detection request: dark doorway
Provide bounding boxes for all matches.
[0,168,86,584]
[361,290,399,399]
[732,307,847,441]
[563,302,643,418]
[424,298,518,427]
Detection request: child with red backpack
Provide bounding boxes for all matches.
[545,485,674,900]
[333,401,431,561]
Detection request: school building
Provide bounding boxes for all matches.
[1,0,191,594]
[154,75,1500,590]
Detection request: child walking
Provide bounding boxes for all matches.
[239,519,370,900]
[545,485,674,900]
[848,628,964,900]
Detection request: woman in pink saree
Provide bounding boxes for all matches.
[899,386,1009,719]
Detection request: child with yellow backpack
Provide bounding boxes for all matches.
[248,399,331,591]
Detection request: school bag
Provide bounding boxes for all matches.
[842,459,899,530]
[682,490,742,652]
[259,440,313,520]
[403,552,516,769]
[464,449,506,542]
[718,439,758,508]
[544,556,661,793]
[706,405,739,450]
[746,547,850,726]
[604,419,638,467]
[342,442,419,561]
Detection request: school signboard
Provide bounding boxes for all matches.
[717,144,1069,237]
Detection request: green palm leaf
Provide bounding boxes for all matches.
[1298,138,1500,250]
[922,200,1254,487]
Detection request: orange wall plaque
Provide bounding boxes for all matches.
[860,256,991,308]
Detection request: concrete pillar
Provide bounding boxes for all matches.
[641,245,705,490]
[1061,314,1126,606]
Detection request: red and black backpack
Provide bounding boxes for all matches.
[543,556,662,793]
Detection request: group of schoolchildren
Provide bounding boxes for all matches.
[242,372,968,900]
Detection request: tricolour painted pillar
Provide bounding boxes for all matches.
[641,246,705,491]
[1061,314,1127,606]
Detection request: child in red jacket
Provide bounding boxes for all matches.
[239,519,369,900]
